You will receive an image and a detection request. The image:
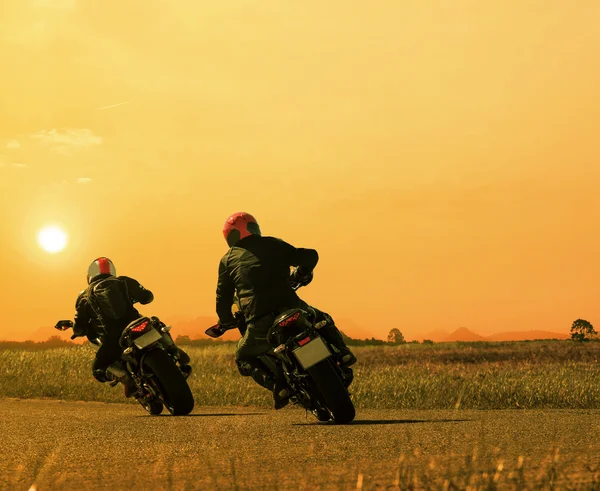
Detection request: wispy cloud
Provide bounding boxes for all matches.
[31,128,103,154]
[0,156,27,169]
[76,177,92,184]
[6,140,21,150]
[97,101,131,111]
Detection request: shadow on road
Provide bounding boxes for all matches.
[350,418,471,425]
[294,419,471,426]
[136,412,267,418]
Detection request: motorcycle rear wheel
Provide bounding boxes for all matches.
[307,359,355,424]
[143,348,195,416]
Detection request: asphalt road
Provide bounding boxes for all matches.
[0,399,598,490]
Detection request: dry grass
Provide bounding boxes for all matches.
[0,340,599,410]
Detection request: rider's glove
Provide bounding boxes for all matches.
[73,325,87,337]
[290,267,313,288]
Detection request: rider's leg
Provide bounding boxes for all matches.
[92,341,136,397]
[235,314,290,409]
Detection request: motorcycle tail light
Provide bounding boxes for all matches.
[298,336,311,346]
[131,321,149,333]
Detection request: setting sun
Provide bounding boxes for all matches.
[37,226,68,254]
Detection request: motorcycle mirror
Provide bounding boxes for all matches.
[55,320,74,331]
[205,325,224,338]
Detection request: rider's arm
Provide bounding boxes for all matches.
[73,292,91,336]
[216,259,235,325]
[274,238,319,274]
[121,276,154,304]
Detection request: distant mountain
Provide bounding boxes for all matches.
[164,314,374,341]
[444,327,488,342]
[163,315,241,341]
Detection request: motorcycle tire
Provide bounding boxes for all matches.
[143,348,195,416]
[307,359,355,424]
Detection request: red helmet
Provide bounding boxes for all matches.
[87,257,116,284]
[223,212,261,247]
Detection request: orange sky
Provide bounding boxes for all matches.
[1,0,600,341]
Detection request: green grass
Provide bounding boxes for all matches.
[0,340,599,409]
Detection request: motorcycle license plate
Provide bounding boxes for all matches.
[293,337,331,369]
[133,328,162,349]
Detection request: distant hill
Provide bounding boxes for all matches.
[412,327,570,343]
[444,327,488,342]
[163,314,374,342]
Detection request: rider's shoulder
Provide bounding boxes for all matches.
[265,236,295,249]
[75,289,87,307]
[263,236,287,245]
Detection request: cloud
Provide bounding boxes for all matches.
[97,101,131,111]
[31,128,103,154]
[76,177,92,184]
[6,140,21,149]
[0,156,27,169]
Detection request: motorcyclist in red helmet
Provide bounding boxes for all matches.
[216,212,357,409]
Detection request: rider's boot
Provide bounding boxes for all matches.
[106,365,138,398]
[251,368,275,391]
[272,362,290,410]
[122,374,138,398]
[319,323,357,367]
[338,347,357,367]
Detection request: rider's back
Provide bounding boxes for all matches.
[77,275,153,337]
[219,235,318,322]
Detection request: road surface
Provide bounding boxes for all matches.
[0,399,598,489]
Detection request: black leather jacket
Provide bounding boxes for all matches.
[216,235,319,324]
[74,274,154,339]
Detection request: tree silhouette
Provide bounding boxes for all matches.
[175,335,192,345]
[570,318,597,342]
[387,328,406,344]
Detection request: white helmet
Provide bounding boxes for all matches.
[87,257,116,284]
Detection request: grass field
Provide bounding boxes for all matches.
[0,340,598,409]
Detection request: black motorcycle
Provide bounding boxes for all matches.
[206,286,355,424]
[55,316,195,416]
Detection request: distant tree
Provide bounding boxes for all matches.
[423,339,435,345]
[387,328,406,344]
[44,335,72,348]
[570,319,597,342]
[175,335,192,345]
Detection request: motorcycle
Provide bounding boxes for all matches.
[55,316,195,416]
[205,280,355,424]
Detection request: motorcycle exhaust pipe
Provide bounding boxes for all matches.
[107,364,128,379]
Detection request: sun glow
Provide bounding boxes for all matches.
[37,226,68,253]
